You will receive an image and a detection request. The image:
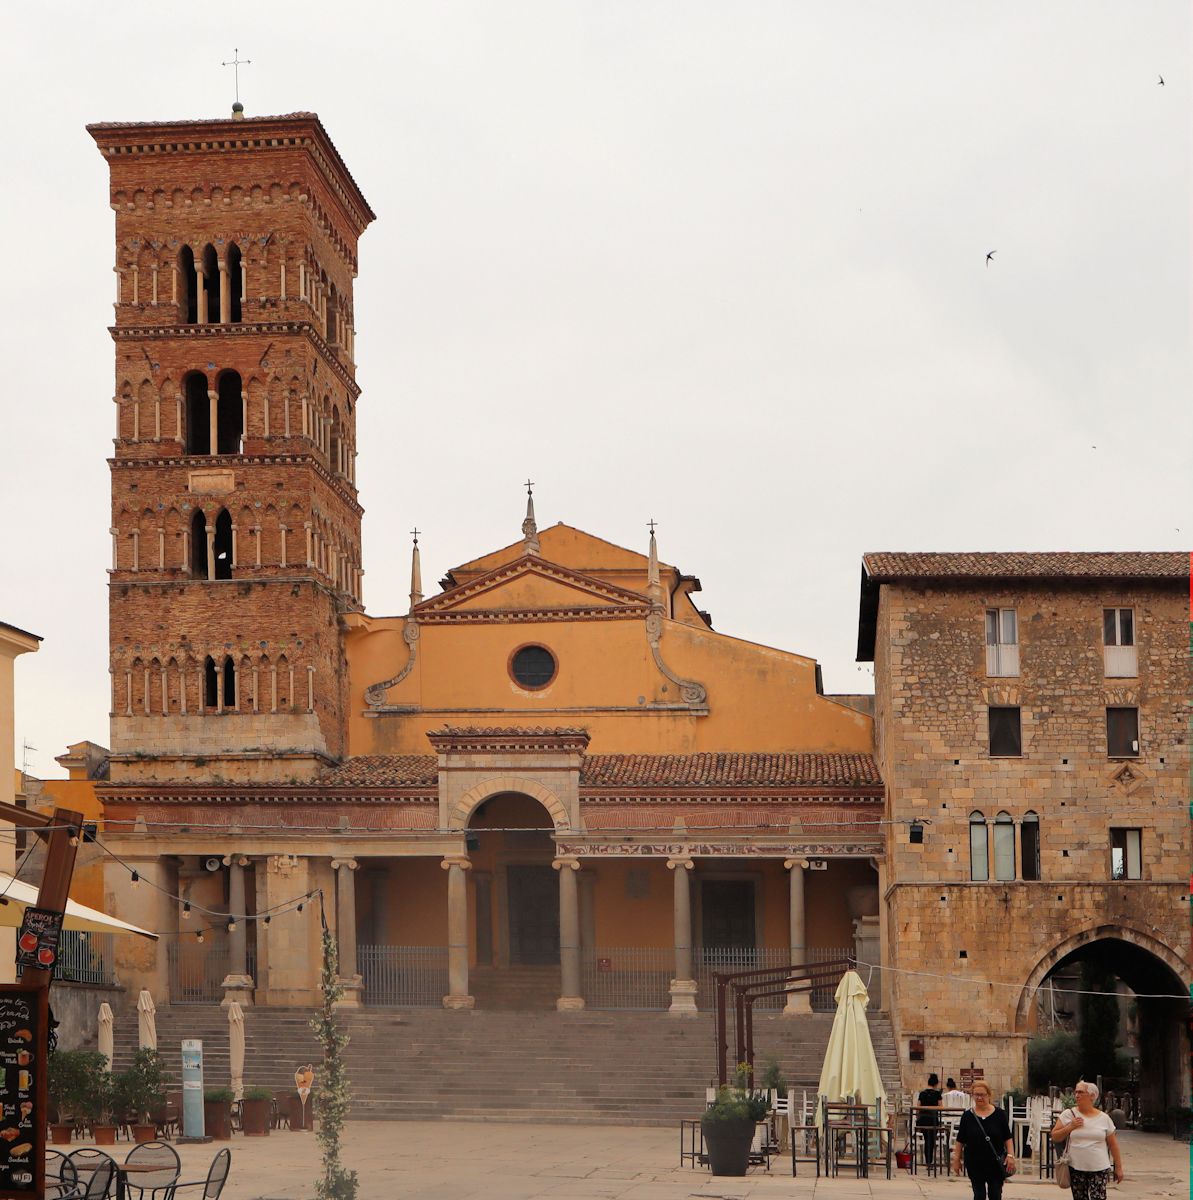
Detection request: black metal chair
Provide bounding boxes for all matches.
[46,1149,79,1199]
[789,1123,821,1178]
[823,1101,870,1178]
[165,1148,231,1200]
[678,1119,705,1168]
[66,1151,115,1200]
[123,1140,181,1200]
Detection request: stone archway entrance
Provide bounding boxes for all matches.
[1016,926,1190,1120]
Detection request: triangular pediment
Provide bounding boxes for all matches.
[415,554,652,623]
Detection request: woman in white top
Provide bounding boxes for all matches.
[1051,1080,1124,1200]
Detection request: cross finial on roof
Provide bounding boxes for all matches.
[524,478,534,496]
[410,527,420,546]
[647,518,657,535]
[647,518,662,602]
[222,48,252,111]
[409,528,423,611]
[522,480,540,555]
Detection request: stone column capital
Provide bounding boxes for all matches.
[552,856,581,871]
[666,857,694,871]
[330,858,358,872]
[783,857,810,871]
[441,856,471,871]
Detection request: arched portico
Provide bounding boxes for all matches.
[1015,923,1191,1118]
[447,778,572,833]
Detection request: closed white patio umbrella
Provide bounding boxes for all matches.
[137,990,157,1051]
[227,1001,245,1101]
[815,970,886,1124]
[97,1003,114,1070]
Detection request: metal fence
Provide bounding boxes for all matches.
[359,945,448,1007]
[167,942,257,1004]
[582,948,672,1009]
[697,946,849,1012]
[56,931,116,986]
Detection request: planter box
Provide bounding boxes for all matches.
[92,1126,118,1146]
[49,1125,73,1146]
[204,1101,232,1141]
[132,1123,157,1144]
[240,1098,271,1137]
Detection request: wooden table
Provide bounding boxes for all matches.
[73,1157,169,1200]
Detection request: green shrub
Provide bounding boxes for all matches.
[1027,1032,1083,1092]
[115,1049,167,1122]
[48,1049,109,1123]
[759,1056,787,1095]
[243,1085,273,1102]
[204,1087,234,1103]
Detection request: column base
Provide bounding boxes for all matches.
[668,978,699,1016]
[220,975,254,1007]
[332,975,363,1009]
[556,996,586,1012]
[442,993,475,1010]
[782,988,812,1016]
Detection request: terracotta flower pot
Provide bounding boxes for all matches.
[49,1124,73,1145]
[92,1125,118,1146]
[132,1123,157,1144]
[240,1097,271,1136]
[204,1100,231,1140]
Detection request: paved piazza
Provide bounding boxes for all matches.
[72,1124,1188,1200]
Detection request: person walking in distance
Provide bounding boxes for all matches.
[1051,1080,1123,1200]
[917,1072,943,1168]
[943,1077,969,1109]
[950,1080,1015,1200]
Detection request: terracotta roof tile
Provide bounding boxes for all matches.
[581,753,880,788]
[319,752,881,790]
[863,551,1187,581]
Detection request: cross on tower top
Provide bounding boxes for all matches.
[647,519,658,536]
[221,48,252,107]
[524,478,534,497]
[410,528,420,546]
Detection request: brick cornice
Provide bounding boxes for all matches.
[109,320,361,398]
[426,726,592,755]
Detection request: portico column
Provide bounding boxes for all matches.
[441,856,474,1009]
[554,855,584,1011]
[783,858,811,1014]
[221,856,254,1007]
[331,858,363,1008]
[667,856,698,1016]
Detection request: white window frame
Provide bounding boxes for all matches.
[969,812,989,882]
[1103,607,1137,677]
[993,812,1016,881]
[985,608,1019,677]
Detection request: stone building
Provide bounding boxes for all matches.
[858,552,1190,1113]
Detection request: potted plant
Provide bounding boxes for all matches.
[48,1049,93,1144]
[79,1057,119,1145]
[203,1087,234,1140]
[240,1085,273,1136]
[700,1065,769,1176]
[759,1057,787,1100]
[116,1049,168,1143]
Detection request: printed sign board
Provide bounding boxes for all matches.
[0,987,46,1198]
[960,1067,985,1090]
[15,910,63,976]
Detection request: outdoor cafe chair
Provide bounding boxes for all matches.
[123,1141,181,1200]
[165,1147,231,1200]
[823,1101,870,1179]
[47,1149,79,1199]
[66,1151,116,1200]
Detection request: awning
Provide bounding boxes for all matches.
[0,872,157,940]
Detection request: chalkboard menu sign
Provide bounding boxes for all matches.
[0,987,46,1198]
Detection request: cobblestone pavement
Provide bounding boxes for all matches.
[69,1125,1187,1200]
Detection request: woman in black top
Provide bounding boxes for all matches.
[949,1080,1015,1200]
[916,1072,943,1166]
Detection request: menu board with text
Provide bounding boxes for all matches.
[0,988,45,1198]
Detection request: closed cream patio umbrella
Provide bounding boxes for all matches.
[97,1002,114,1070]
[227,1001,245,1101]
[137,990,157,1051]
[815,969,886,1124]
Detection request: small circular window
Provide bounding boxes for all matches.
[510,645,557,689]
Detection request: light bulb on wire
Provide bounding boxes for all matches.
[182,902,191,919]
[227,918,236,933]
[196,929,205,943]
[130,870,140,887]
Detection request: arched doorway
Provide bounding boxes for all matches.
[468,793,559,970]
[1017,928,1190,1121]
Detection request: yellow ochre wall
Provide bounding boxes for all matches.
[344,524,872,756]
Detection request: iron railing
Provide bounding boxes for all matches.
[56,931,116,986]
[167,941,257,1004]
[582,948,672,1009]
[698,947,848,1012]
[359,945,448,1007]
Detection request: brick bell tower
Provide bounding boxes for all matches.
[88,109,374,783]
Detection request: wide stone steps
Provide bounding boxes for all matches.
[108,1006,901,1126]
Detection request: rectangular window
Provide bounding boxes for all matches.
[985,609,1019,676]
[969,820,989,882]
[1106,706,1139,757]
[1110,828,1141,880]
[1020,818,1041,881]
[988,706,1022,757]
[1103,608,1137,676]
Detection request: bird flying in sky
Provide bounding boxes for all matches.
[1158,74,1165,86]
[986,251,996,267]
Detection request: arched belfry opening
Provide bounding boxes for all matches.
[183,372,209,455]
[179,246,198,324]
[227,242,243,322]
[200,244,218,324]
[216,372,243,455]
[1020,932,1190,1120]
[190,509,208,577]
[469,794,559,973]
[212,509,233,580]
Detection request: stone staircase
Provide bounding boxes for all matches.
[110,1005,902,1126]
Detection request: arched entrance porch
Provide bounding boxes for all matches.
[1016,926,1190,1121]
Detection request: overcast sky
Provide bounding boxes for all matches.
[1,2,1188,778]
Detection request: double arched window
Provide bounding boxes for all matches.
[190,508,234,580]
[182,370,242,456]
[970,810,1041,882]
[203,655,236,710]
[179,243,243,325]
